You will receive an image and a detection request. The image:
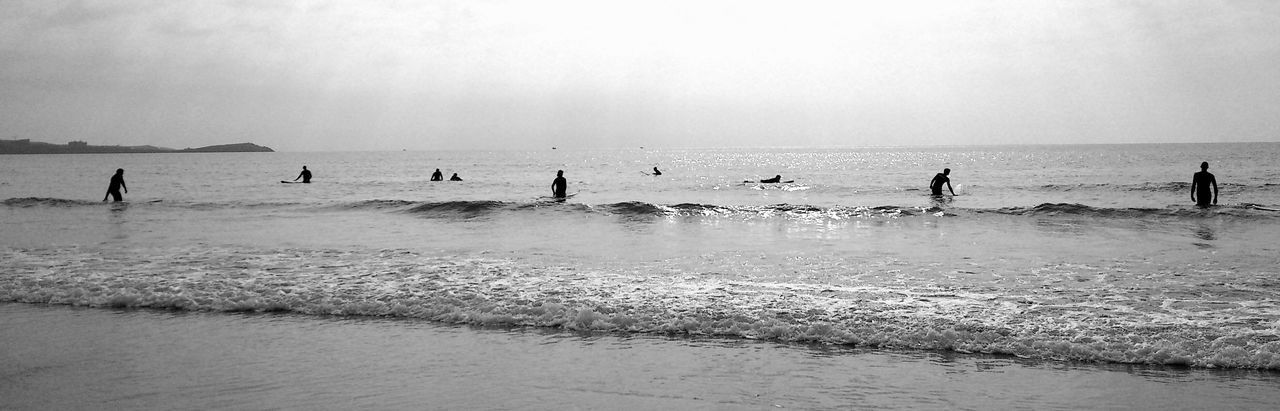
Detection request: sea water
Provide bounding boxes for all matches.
[3,143,1280,408]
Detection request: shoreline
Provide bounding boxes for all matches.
[4,302,1278,409]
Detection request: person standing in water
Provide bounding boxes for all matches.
[551,170,567,198]
[294,166,312,183]
[1191,161,1217,207]
[430,169,443,181]
[930,168,955,196]
[103,168,127,202]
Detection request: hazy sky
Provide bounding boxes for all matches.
[2,1,1278,151]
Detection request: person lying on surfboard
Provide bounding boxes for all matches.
[743,175,793,183]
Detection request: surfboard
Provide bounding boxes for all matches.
[537,192,578,202]
[744,180,794,184]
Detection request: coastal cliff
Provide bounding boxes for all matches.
[0,139,274,154]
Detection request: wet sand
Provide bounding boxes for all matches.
[3,303,1278,410]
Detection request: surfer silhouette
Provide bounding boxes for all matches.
[450,173,462,181]
[930,168,954,196]
[551,170,567,198]
[294,166,311,183]
[103,168,127,202]
[1191,161,1217,207]
[759,175,782,183]
[430,169,443,181]
[652,167,662,176]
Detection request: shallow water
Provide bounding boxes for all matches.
[3,303,1279,410]
[3,144,1280,406]
[4,203,1278,369]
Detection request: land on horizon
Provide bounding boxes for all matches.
[0,139,273,154]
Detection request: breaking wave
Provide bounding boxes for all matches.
[2,197,103,207]
[1037,182,1256,193]
[986,203,1280,219]
[334,199,932,220]
[3,246,1278,370]
[6,196,1278,222]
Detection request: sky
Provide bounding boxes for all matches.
[1,0,1278,152]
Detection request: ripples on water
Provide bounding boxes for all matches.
[4,229,1278,370]
[2,144,1280,372]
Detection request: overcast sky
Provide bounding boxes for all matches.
[2,1,1278,151]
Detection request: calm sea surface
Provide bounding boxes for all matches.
[3,143,1280,408]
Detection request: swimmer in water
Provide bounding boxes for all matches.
[103,168,127,202]
[1190,161,1217,207]
[551,170,567,198]
[929,168,954,196]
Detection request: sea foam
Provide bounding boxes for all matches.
[3,245,1278,370]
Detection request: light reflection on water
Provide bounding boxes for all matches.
[4,146,1280,390]
[4,144,1280,209]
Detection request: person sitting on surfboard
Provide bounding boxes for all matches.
[103,168,127,202]
[294,166,311,184]
[759,175,782,183]
[652,167,662,176]
[430,169,443,181]
[450,173,462,181]
[551,170,567,198]
[930,168,954,196]
[1191,161,1217,207]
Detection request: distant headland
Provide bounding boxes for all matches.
[0,139,274,154]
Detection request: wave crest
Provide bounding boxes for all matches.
[2,197,102,207]
[987,203,1279,219]
[405,200,512,218]
[8,196,1276,222]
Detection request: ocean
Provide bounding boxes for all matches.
[3,143,1280,409]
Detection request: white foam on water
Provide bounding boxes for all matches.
[4,245,1279,369]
